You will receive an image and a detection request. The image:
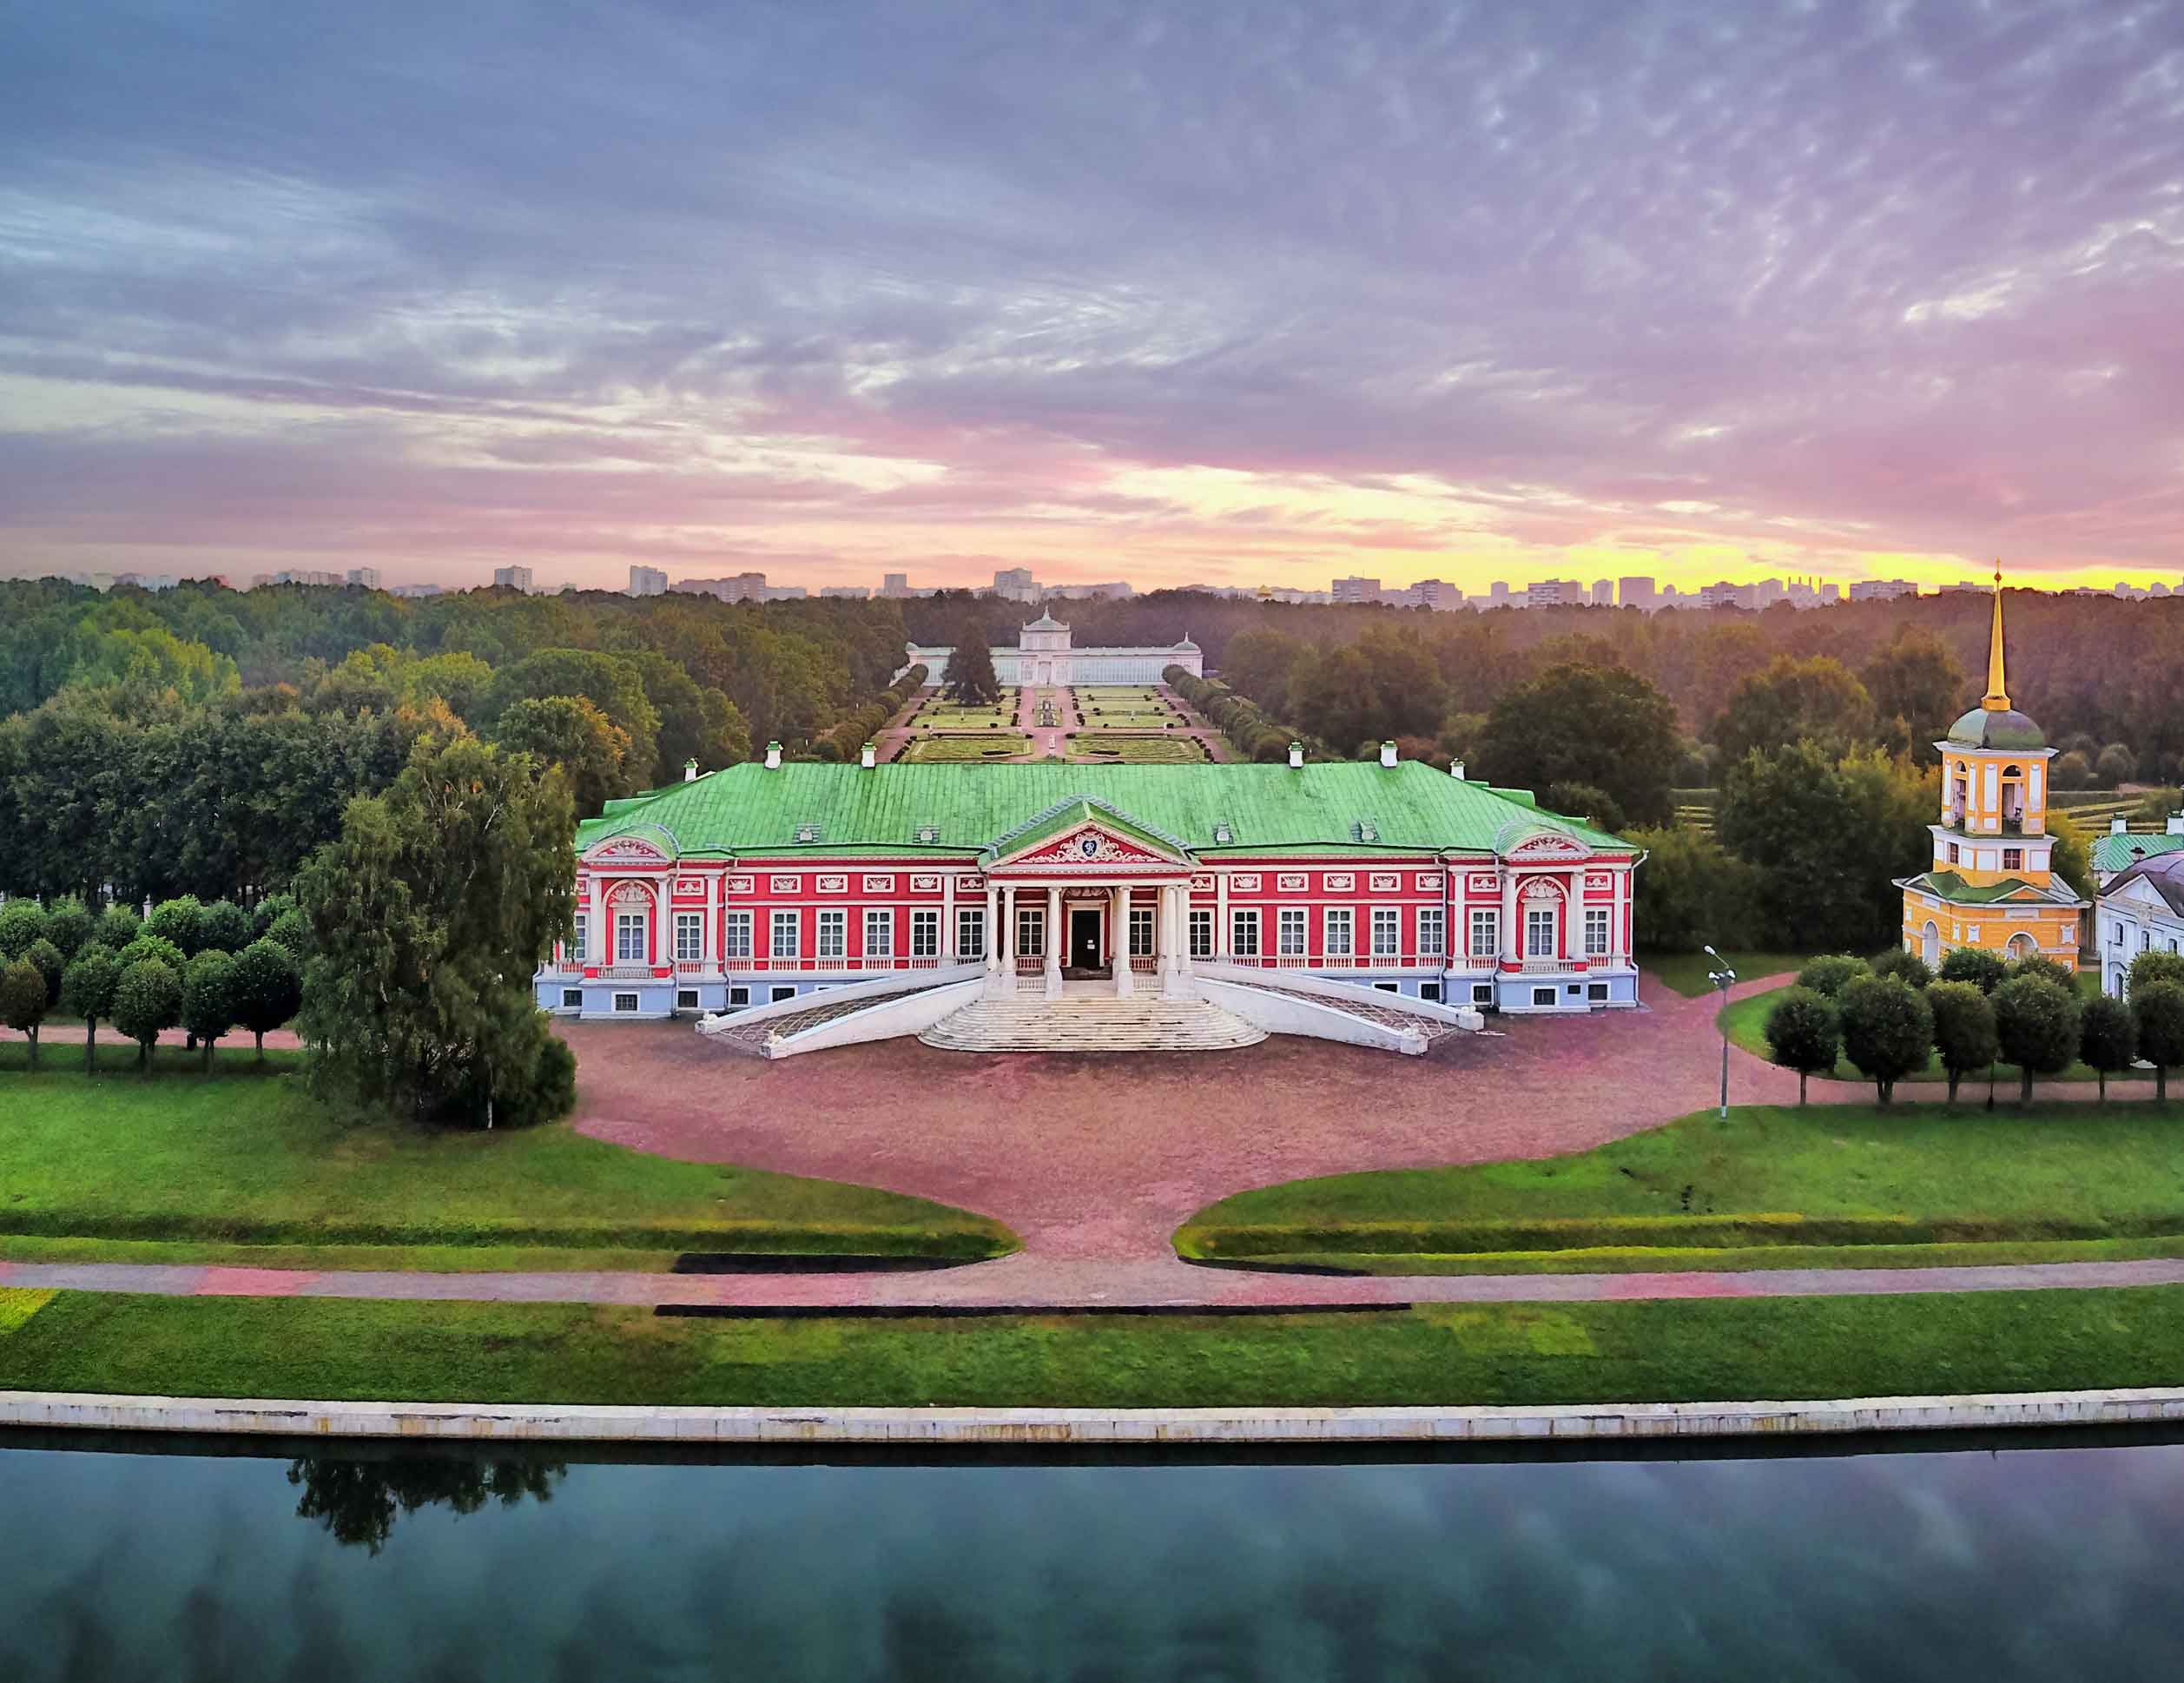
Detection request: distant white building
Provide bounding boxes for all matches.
[1849,578,1919,602]
[992,567,1041,602]
[388,583,443,599]
[629,565,669,597]
[1525,578,1581,608]
[1330,577,1382,604]
[1618,576,1656,611]
[2095,850,2184,998]
[346,567,382,591]
[901,613,1204,686]
[820,585,872,599]
[492,565,536,593]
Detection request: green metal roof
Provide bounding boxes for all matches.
[1901,870,2079,908]
[1944,707,2047,750]
[577,762,1635,861]
[2093,831,2184,875]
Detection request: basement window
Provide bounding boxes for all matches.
[613,993,639,1013]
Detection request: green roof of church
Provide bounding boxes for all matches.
[2093,830,2184,875]
[577,762,1635,860]
[1944,707,2047,750]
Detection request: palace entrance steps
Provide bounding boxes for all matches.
[918,992,1265,1053]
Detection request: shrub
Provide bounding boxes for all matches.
[2052,749,2095,789]
[0,956,49,1069]
[2134,981,2184,1102]
[2096,743,2138,788]
[93,903,142,952]
[110,958,182,1072]
[1762,987,1840,1105]
[59,947,122,1073]
[198,900,252,954]
[250,894,297,941]
[1937,947,2008,994]
[0,900,48,960]
[2128,951,2184,996]
[1544,782,1628,835]
[2078,994,2139,1102]
[115,934,188,974]
[1992,975,2082,1102]
[1926,980,1999,1106]
[266,908,311,961]
[43,896,94,960]
[2006,953,2077,994]
[1838,975,1933,1104]
[1797,954,1872,1000]
[144,895,207,956]
[1871,948,1931,990]
[181,949,239,1074]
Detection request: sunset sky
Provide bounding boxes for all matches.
[4,1,2182,597]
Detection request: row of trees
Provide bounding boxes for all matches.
[1164,668,1316,762]
[1763,949,2184,1106]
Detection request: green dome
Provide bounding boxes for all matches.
[1946,707,2046,750]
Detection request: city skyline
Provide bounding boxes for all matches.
[5,3,2184,596]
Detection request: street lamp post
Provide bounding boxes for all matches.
[1704,944,1738,1119]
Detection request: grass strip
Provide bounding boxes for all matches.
[9,1286,2184,1407]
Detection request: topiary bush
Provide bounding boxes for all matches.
[1926,980,1999,1106]
[2133,981,2184,1102]
[94,903,142,952]
[0,900,49,961]
[115,934,188,974]
[1797,954,1872,999]
[2078,993,2139,1102]
[144,895,207,957]
[1762,987,1840,1105]
[198,900,252,954]
[1993,974,2083,1102]
[1937,947,2008,994]
[1871,948,1932,990]
[2006,953,2078,994]
[1838,974,1934,1105]
[43,896,94,960]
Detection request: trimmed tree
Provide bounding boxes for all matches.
[1838,975,1934,1105]
[111,958,182,1072]
[2133,981,2184,1103]
[93,903,142,952]
[59,947,122,1073]
[2006,954,2078,994]
[1796,954,1871,1000]
[266,908,311,961]
[1992,975,2083,1103]
[1925,980,1999,1106]
[2128,951,2184,996]
[251,894,296,941]
[1871,948,1931,990]
[24,937,65,1009]
[198,900,253,954]
[1937,947,2008,994]
[229,938,303,1059]
[1763,987,1840,1105]
[0,900,48,960]
[0,956,49,1069]
[946,619,1001,707]
[115,934,188,974]
[43,896,94,960]
[181,949,239,1074]
[297,735,577,1128]
[144,895,208,957]
[2078,994,2138,1102]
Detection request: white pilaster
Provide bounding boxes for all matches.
[1112,883,1132,997]
[1045,885,1063,998]
[1500,869,1519,965]
[1567,869,1583,961]
[991,884,1013,998]
[1216,872,1231,960]
[590,876,607,965]
[943,874,957,961]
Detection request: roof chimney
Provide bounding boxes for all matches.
[2170,812,2184,836]
[2112,815,2128,835]
[1450,758,1466,780]
[1288,742,1303,769]
[860,741,876,769]
[764,741,782,769]
[683,758,698,783]
[1379,741,1397,768]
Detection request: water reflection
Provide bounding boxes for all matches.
[287,1454,564,1554]
[4,1434,2184,1680]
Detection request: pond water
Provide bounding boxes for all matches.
[3,1429,2182,1680]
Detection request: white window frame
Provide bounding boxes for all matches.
[570,914,586,964]
[615,909,647,962]
[1016,907,1045,957]
[1189,909,1214,959]
[1277,908,1307,956]
[1130,908,1155,956]
[1418,907,1444,959]
[674,911,703,963]
[613,992,639,1013]
[1584,908,1611,958]
[1371,907,1400,958]
[723,911,752,960]
[1470,908,1498,958]
[1526,906,1556,959]
[770,909,799,960]
[911,908,940,959]
[863,908,892,960]
[817,908,847,961]
[1231,908,1260,957]
[1324,908,1353,957]
[956,907,985,959]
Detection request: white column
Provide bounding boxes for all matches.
[1567,869,1584,963]
[942,873,956,961]
[1501,870,1520,966]
[590,877,607,965]
[1216,872,1231,960]
[654,881,670,971]
[1112,883,1132,997]
[985,884,1000,976]
[1045,885,1063,998]
[993,885,1013,997]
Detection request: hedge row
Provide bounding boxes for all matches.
[1164,666,1320,763]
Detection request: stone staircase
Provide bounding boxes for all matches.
[919,995,1267,1053]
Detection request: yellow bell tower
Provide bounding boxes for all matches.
[1897,567,2085,967]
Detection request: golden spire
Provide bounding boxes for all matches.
[1980,562,2011,711]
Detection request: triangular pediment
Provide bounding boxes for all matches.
[582,823,678,865]
[1497,826,1592,863]
[981,796,1192,871]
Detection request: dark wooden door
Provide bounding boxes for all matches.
[1070,909,1103,971]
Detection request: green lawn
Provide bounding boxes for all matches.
[916,706,1017,728]
[0,1065,1017,1266]
[1176,1100,2184,1272]
[1720,981,2145,1086]
[11,1285,2184,1406]
[902,733,1034,762]
[1644,951,1808,996]
[1066,735,1207,764]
